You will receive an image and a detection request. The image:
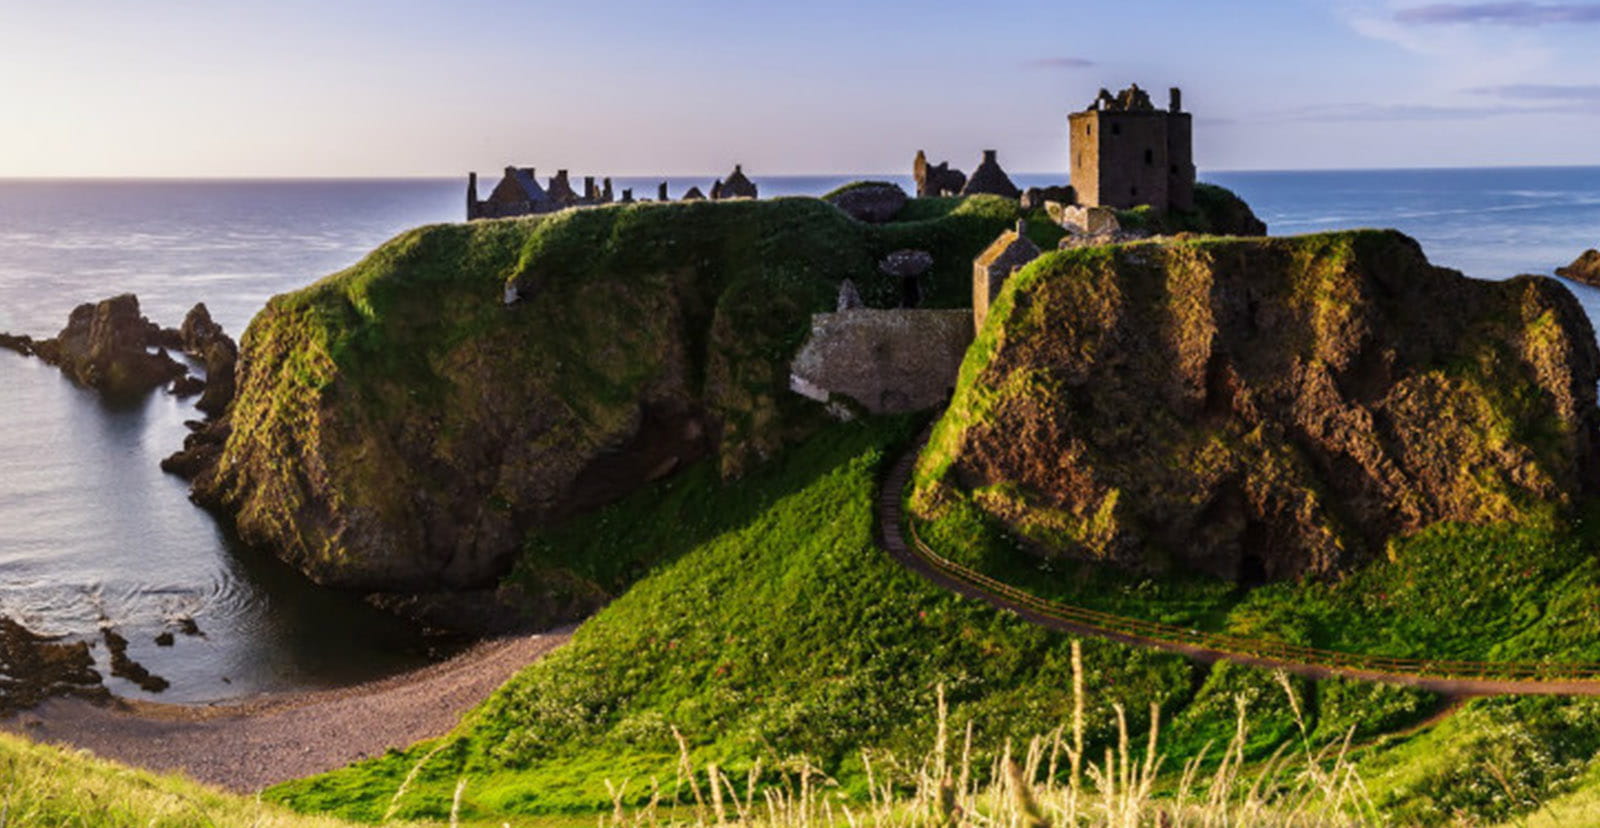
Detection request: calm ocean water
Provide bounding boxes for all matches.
[2,168,1599,702]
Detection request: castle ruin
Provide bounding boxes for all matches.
[1068,84,1194,211]
[467,164,757,220]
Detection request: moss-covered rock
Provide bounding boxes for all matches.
[192,198,1031,593]
[914,230,1600,582]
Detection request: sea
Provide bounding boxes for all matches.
[3,167,1600,703]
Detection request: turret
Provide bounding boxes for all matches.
[1169,87,1182,113]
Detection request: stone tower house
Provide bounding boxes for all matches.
[1068,84,1194,212]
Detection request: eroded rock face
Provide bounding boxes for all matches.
[1557,249,1600,287]
[30,294,185,396]
[827,183,908,224]
[915,231,1600,583]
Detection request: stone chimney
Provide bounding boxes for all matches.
[467,172,478,220]
[658,181,669,201]
[983,149,998,164]
[1170,87,1182,113]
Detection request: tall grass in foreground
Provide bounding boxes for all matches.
[0,641,1380,827]
[584,642,1375,828]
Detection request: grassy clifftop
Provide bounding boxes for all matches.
[193,196,1033,594]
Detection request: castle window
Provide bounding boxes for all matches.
[1086,124,1092,136]
[1144,149,1154,165]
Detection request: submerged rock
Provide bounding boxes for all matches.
[100,627,169,693]
[1557,249,1600,287]
[915,230,1600,583]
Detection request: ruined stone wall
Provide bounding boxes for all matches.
[1165,113,1195,211]
[789,309,974,414]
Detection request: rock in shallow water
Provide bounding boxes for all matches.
[1557,248,1600,287]
[0,617,108,716]
[31,294,187,397]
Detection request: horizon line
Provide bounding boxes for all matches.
[1,163,1600,183]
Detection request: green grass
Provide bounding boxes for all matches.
[0,731,376,827]
[265,417,1483,825]
[914,494,1600,667]
[1115,183,1267,236]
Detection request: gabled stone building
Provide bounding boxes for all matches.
[1068,84,1195,212]
[467,167,557,220]
[972,221,1041,333]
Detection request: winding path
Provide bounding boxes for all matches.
[1,627,573,792]
[878,436,1600,697]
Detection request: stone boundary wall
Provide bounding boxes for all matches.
[789,309,973,414]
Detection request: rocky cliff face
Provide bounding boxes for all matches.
[191,198,1029,593]
[914,231,1600,582]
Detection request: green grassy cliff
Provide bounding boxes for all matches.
[915,230,1600,582]
[192,197,1032,594]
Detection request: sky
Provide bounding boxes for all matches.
[3,0,1600,177]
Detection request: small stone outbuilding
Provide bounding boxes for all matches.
[972,221,1042,333]
[714,165,758,199]
[961,150,1022,199]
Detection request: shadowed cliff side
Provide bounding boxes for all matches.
[914,230,1600,582]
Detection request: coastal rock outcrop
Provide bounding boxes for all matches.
[826,182,909,223]
[1557,249,1600,287]
[30,294,186,397]
[915,230,1600,583]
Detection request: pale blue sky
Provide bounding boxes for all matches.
[3,0,1599,176]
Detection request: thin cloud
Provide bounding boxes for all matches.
[1469,83,1600,100]
[1261,100,1599,122]
[1395,2,1600,25]
[1021,57,1095,70]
